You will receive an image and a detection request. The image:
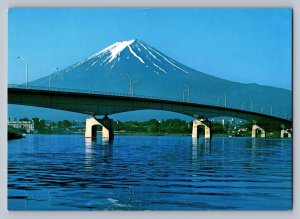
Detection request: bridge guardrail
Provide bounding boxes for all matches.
[8,84,290,120]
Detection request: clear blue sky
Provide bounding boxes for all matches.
[8,8,292,90]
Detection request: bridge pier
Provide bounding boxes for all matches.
[85,116,114,140]
[280,129,292,138]
[192,119,211,139]
[251,124,266,138]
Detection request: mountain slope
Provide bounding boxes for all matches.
[17,39,292,119]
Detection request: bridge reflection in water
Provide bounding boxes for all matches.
[85,137,113,170]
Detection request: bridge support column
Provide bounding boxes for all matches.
[252,124,266,138]
[192,119,211,139]
[85,116,114,139]
[280,129,292,138]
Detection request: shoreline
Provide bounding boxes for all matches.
[12,132,249,137]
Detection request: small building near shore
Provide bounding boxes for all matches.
[8,120,35,133]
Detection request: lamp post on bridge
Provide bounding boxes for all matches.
[242,99,254,111]
[260,106,265,113]
[242,101,247,110]
[267,104,273,116]
[131,79,140,97]
[121,73,140,97]
[183,84,190,102]
[217,94,227,107]
[249,99,253,111]
[217,96,223,106]
[48,67,59,89]
[17,56,28,89]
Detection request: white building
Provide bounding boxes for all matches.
[8,120,35,133]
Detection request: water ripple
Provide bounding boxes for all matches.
[8,135,292,210]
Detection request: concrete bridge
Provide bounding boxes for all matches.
[8,85,292,140]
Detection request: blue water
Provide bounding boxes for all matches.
[8,135,292,210]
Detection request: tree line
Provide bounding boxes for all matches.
[113,119,227,135]
[9,117,230,135]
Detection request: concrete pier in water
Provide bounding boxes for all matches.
[85,116,114,140]
[192,119,211,139]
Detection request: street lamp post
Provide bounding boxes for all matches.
[242,100,254,111]
[249,99,254,111]
[131,80,140,97]
[183,84,190,102]
[49,67,59,89]
[18,56,28,89]
[260,106,265,113]
[217,94,227,107]
[121,73,140,97]
[217,96,222,105]
[242,101,247,110]
[267,104,273,115]
[183,89,187,101]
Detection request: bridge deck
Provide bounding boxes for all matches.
[8,84,292,128]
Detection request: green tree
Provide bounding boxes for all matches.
[211,122,226,134]
[57,120,72,129]
[147,124,159,133]
[146,119,160,134]
[32,117,48,133]
[19,117,30,121]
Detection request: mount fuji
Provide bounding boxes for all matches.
[31,39,213,99]
[10,39,291,120]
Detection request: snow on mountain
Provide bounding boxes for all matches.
[28,39,291,119]
[88,39,139,63]
[61,39,190,76]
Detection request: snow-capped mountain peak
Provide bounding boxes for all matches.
[102,39,136,62]
[50,39,192,80]
[29,39,292,119]
[84,39,190,75]
[88,39,145,64]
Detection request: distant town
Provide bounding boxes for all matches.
[8,117,283,138]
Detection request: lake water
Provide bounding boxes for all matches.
[8,134,292,210]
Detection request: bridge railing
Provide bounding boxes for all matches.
[8,84,290,120]
[8,84,196,103]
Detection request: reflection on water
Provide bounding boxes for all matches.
[192,138,211,161]
[85,138,113,170]
[251,138,257,148]
[84,138,93,170]
[8,135,292,210]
